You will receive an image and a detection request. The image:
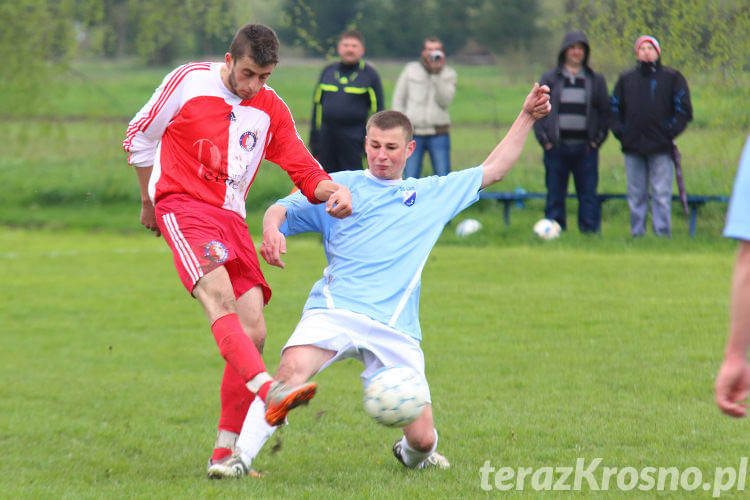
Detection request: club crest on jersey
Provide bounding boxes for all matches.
[239,130,258,152]
[401,189,417,207]
[202,240,229,263]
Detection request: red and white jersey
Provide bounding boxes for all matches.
[123,62,329,218]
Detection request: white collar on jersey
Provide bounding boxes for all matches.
[364,169,404,186]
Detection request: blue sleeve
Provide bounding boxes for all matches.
[277,191,329,237]
[428,166,483,221]
[724,136,750,241]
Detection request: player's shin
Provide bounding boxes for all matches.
[211,313,270,387]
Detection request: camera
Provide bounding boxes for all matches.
[428,50,444,62]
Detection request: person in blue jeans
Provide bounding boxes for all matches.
[533,31,610,233]
[392,37,457,178]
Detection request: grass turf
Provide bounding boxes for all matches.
[1,228,747,498]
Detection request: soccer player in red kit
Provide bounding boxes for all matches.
[123,24,352,475]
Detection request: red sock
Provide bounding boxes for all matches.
[211,447,232,462]
[211,313,266,381]
[257,380,273,402]
[218,363,254,433]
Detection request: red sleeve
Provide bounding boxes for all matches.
[265,93,331,204]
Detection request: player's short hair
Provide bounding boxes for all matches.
[366,110,413,142]
[340,29,365,45]
[230,24,280,67]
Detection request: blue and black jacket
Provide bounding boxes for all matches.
[611,59,693,155]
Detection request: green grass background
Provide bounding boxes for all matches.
[1,59,749,498]
[1,229,747,498]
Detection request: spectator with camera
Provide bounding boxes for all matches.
[392,37,457,178]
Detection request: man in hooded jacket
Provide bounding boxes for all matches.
[534,30,610,233]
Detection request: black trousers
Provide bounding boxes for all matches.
[317,125,366,173]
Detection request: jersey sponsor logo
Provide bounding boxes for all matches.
[401,189,416,207]
[202,240,229,264]
[226,111,236,121]
[194,138,230,183]
[239,130,259,152]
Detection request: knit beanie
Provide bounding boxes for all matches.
[634,35,661,58]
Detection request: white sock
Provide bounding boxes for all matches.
[236,396,277,466]
[246,372,273,394]
[398,429,438,468]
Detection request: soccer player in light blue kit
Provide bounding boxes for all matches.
[715,135,750,418]
[208,84,551,478]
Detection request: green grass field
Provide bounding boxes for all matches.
[1,228,747,498]
[1,58,749,498]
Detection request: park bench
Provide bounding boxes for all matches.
[478,191,729,237]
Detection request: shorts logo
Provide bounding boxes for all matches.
[240,130,258,152]
[203,240,229,263]
[402,190,416,207]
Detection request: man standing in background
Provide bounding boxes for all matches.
[310,30,384,172]
[392,37,457,178]
[611,35,693,237]
[533,30,609,233]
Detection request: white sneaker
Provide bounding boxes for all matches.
[207,453,263,479]
[205,429,238,474]
[392,439,450,469]
[420,451,450,469]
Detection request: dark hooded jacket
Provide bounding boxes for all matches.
[610,58,692,155]
[533,31,610,148]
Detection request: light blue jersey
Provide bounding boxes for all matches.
[278,167,484,340]
[724,136,750,241]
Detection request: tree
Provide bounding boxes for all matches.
[560,0,750,79]
[278,0,366,56]
[0,0,78,114]
[470,0,542,55]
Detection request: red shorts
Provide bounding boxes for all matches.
[154,194,271,304]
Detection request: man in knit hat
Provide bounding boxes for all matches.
[534,30,610,233]
[611,35,693,237]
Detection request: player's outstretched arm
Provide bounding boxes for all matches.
[260,204,288,269]
[716,241,750,417]
[480,83,550,190]
[314,180,352,219]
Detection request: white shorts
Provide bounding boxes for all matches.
[283,308,432,403]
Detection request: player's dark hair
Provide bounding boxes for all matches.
[366,110,413,142]
[340,29,365,45]
[230,24,280,66]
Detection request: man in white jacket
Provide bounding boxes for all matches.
[392,37,457,178]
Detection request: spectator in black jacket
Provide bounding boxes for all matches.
[310,30,384,173]
[611,35,693,237]
[533,30,609,233]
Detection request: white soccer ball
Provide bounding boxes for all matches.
[456,218,482,237]
[363,366,427,427]
[533,218,562,240]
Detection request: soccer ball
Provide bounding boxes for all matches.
[456,218,482,237]
[363,366,427,427]
[533,218,561,240]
